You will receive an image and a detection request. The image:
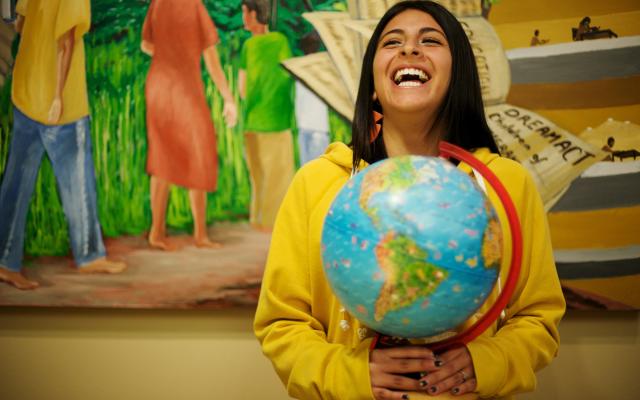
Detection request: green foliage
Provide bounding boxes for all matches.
[0,0,347,257]
[328,109,351,144]
[273,0,346,56]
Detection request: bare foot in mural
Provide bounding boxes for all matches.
[78,257,127,274]
[251,223,272,234]
[0,266,40,290]
[194,236,223,249]
[148,231,177,251]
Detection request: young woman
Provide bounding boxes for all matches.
[254,2,565,399]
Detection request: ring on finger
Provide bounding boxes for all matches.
[458,369,468,383]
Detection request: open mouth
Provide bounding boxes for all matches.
[393,68,430,87]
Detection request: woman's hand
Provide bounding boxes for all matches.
[222,100,237,128]
[370,346,437,400]
[420,346,476,397]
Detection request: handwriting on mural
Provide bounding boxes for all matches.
[459,20,492,99]
[488,107,597,166]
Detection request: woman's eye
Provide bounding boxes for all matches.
[382,39,401,47]
[421,37,441,45]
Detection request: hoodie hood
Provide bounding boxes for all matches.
[320,142,360,173]
[320,141,501,174]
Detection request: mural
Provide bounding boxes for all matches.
[0,0,638,310]
[0,0,347,307]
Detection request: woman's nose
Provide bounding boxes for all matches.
[401,42,420,56]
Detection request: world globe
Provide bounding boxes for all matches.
[321,155,503,339]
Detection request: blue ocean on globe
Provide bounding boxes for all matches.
[321,155,502,338]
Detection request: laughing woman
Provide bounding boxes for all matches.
[253,1,565,399]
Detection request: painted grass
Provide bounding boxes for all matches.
[0,29,251,256]
[0,6,350,258]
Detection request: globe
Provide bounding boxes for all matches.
[321,155,503,339]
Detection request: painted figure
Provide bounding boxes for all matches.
[602,136,615,161]
[141,0,237,250]
[239,0,295,231]
[295,32,330,166]
[530,29,549,46]
[0,0,126,290]
[575,16,596,41]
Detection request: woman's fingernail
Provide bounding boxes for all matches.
[452,387,460,395]
[402,394,410,400]
[429,386,437,393]
[435,360,443,367]
[419,380,428,387]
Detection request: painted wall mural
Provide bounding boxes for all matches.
[0,0,638,310]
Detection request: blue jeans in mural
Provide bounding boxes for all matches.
[298,128,330,166]
[0,107,106,272]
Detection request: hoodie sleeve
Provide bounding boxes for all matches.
[254,168,375,400]
[467,158,566,398]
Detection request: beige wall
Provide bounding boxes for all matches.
[0,308,638,400]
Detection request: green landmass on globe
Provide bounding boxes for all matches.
[360,157,418,226]
[356,157,501,326]
[374,232,448,322]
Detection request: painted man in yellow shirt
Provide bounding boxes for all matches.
[0,0,126,290]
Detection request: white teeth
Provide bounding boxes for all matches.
[394,67,429,84]
[398,81,421,87]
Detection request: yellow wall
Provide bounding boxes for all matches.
[491,0,640,130]
[0,308,638,400]
[493,10,640,49]
[489,0,640,25]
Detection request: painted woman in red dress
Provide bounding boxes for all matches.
[141,0,236,250]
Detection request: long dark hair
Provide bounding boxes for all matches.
[351,0,499,171]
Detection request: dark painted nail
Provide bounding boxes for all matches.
[402,394,409,400]
[435,360,443,367]
[452,387,460,395]
[429,386,437,393]
[419,380,428,387]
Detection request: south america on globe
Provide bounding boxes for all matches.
[321,156,503,339]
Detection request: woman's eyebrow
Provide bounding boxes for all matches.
[380,26,445,41]
[380,28,404,40]
[420,27,445,36]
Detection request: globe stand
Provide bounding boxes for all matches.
[370,141,523,354]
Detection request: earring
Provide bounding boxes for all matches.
[370,110,383,143]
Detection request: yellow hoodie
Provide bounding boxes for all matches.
[254,142,565,399]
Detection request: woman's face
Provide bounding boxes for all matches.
[372,9,452,116]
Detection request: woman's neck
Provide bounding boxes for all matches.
[382,111,441,158]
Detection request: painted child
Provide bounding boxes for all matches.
[238,0,295,231]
